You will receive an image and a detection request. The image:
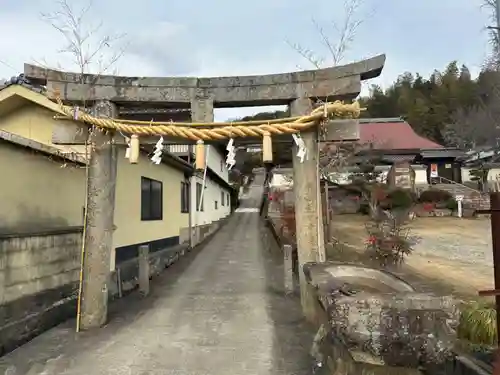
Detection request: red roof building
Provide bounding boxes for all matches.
[359,118,443,150]
[352,118,466,183]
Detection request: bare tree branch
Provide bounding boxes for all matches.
[39,0,128,106]
[286,0,369,110]
[35,0,129,163]
[288,0,366,69]
[444,102,500,149]
[285,38,324,69]
[481,0,500,69]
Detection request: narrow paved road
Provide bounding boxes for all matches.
[0,176,313,375]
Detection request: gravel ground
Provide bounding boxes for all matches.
[417,236,492,267]
[412,218,493,268]
[329,215,495,297]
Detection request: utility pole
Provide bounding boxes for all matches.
[494,4,500,375]
[480,3,500,374]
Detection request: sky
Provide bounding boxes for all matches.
[0,0,493,121]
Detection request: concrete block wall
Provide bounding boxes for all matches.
[0,227,83,355]
[111,244,189,296]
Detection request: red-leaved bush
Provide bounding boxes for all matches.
[365,213,418,266]
[422,202,434,212]
[281,205,296,241]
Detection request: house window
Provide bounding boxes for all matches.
[221,191,225,206]
[196,182,204,212]
[141,177,163,221]
[215,200,218,209]
[227,193,229,206]
[181,181,190,213]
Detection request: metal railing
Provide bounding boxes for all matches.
[432,176,482,195]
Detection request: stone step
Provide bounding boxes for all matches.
[427,184,491,210]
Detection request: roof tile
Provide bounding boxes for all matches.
[360,120,442,150]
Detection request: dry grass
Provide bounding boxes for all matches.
[328,214,494,298]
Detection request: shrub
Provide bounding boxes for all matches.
[358,203,370,215]
[281,205,296,241]
[445,198,458,211]
[365,213,418,266]
[385,188,416,210]
[422,202,435,211]
[419,189,453,203]
[458,302,496,348]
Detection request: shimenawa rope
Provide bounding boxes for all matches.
[54,97,361,141]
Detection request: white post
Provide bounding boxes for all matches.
[456,195,464,218]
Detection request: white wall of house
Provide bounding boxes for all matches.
[461,167,500,182]
[189,145,231,227]
[461,168,472,182]
[190,145,231,226]
[163,144,232,227]
[190,174,231,226]
[165,143,230,185]
[413,166,428,184]
[270,173,293,188]
[328,172,351,185]
[326,164,428,185]
[206,145,229,183]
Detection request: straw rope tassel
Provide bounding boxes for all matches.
[129,135,140,164]
[195,140,206,171]
[262,131,273,163]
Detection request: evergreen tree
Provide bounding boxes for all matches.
[236,60,500,150]
[359,61,500,148]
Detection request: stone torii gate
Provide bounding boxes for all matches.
[24,54,385,329]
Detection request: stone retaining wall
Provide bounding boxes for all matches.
[0,227,83,355]
[304,262,461,374]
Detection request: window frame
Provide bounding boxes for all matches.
[181,181,190,213]
[196,182,204,212]
[141,176,163,221]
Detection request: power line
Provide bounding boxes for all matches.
[0,59,18,73]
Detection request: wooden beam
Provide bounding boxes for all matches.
[51,119,359,145]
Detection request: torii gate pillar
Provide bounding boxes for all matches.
[79,100,118,331]
[290,97,326,323]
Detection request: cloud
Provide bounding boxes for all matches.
[0,0,493,121]
[123,22,195,76]
[0,12,170,78]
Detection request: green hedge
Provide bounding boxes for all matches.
[419,189,453,203]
